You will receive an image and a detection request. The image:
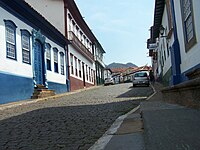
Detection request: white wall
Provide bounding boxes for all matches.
[45,39,66,84]
[0,7,33,78]
[159,5,172,76]
[174,0,200,73]
[25,0,65,34]
[0,6,66,85]
[69,44,95,84]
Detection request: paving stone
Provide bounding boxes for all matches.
[0,83,153,149]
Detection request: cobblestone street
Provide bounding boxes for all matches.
[0,83,153,150]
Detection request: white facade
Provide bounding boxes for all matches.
[0,2,68,104]
[150,0,200,85]
[69,44,95,85]
[155,4,173,84]
[174,0,200,74]
[0,7,66,85]
[25,0,97,90]
[24,0,65,34]
[104,69,112,79]
[67,11,95,85]
[0,7,33,78]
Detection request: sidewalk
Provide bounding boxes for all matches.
[91,82,200,150]
[141,82,200,150]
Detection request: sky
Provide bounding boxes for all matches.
[75,0,155,67]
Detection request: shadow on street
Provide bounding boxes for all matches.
[0,100,140,150]
[116,86,154,98]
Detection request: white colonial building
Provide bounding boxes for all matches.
[25,0,105,91]
[0,0,69,104]
[148,0,200,86]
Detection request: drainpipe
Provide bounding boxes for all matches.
[64,0,70,91]
[170,0,181,85]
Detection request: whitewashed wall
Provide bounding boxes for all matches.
[25,0,65,34]
[69,44,95,84]
[0,6,66,85]
[45,39,66,85]
[0,7,33,78]
[174,0,200,73]
[159,5,172,75]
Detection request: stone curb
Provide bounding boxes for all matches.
[88,105,140,150]
[0,85,101,111]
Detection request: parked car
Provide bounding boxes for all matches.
[104,77,114,86]
[132,71,149,87]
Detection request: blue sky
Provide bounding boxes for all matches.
[75,0,155,66]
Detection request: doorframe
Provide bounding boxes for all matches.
[32,29,47,88]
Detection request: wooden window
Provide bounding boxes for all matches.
[75,57,78,76]
[53,48,59,73]
[181,0,196,51]
[78,60,81,78]
[46,43,51,71]
[4,20,17,60]
[60,52,64,75]
[70,54,74,75]
[21,29,31,64]
[89,67,91,81]
[86,65,88,81]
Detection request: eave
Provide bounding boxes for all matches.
[64,0,97,43]
[0,0,70,47]
[153,0,165,39]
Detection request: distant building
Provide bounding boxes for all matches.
[95,41,106,85]
[104,68,112,79]
[0,0,69,104]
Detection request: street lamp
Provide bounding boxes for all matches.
[159,25,168,38]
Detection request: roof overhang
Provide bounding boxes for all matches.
[153,0,165,39]
[0,0,70,47]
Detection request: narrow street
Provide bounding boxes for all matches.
[0,83,153,150]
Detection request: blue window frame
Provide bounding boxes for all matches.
[21,29,31,64]
[53,48,58,73]
[60,52,65,75]
[46,43,51,71]
[4,20,17,60]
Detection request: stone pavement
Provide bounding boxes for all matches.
[95,82,200,150]
[0,83,153,150]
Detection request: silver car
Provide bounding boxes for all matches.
[104,78,114,86]
[132,72,149,87]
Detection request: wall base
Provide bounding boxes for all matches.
[70,76,94,91]
[162,77,200,108]
[0,72,33,104]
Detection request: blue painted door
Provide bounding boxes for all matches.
[34,40,44,85]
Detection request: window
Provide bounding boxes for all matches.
[75,57,78,76]
[89,67,91,81]
[53,48,58,73]
[167,42,170,57]
[91,69,93,82]
[70,54,74,74]
[181,0,196,51]
[60,52,64,75]
[46,43,51,71]
[21,29,31,64]
[86,65,88,80]
[4,20,17,60]
[78,60,81,78]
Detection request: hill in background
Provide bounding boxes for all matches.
[107,62,138,69]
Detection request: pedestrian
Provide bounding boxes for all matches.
[149,71,155,85]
